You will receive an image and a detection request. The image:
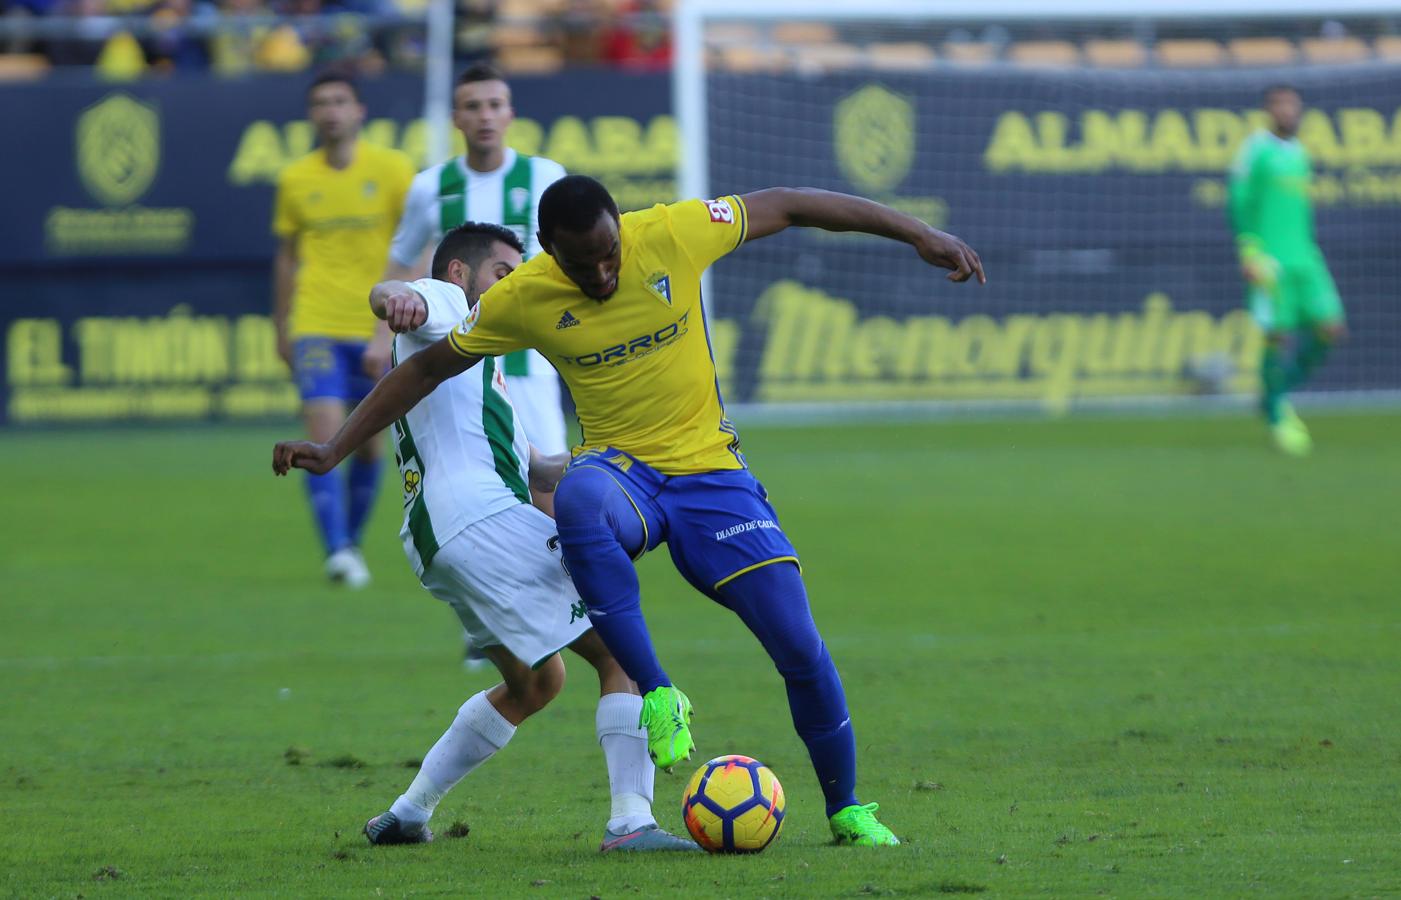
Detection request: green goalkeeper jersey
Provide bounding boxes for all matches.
[1228,130,1317,262]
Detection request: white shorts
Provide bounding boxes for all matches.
[505,367,567,455]
[421,504,590,667]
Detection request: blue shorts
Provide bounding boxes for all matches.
[293,337,377,404]
[566,448,799,594]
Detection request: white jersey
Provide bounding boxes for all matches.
[389,149,566,381]
[391,278,532,576]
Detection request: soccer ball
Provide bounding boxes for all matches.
[681,755,785,853]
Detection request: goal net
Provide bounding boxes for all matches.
[675,0,1401,413]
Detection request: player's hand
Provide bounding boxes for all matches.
[273,440,336,476]
[913,227,986,284]
[362,334,392,380]
[382,290,429,334]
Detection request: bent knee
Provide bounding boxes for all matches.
[507,656,566,715]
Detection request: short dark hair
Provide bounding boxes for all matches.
[537,175,620,245]
[1264,83,1299,101]
[308,69,359,101]
[431,222,525,280]
[455,61,508,90]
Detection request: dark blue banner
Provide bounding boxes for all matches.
[1,70,672,424]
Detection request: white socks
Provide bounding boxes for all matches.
[596,692,657,833]
[386,690,655,833]
[390,691,515,825]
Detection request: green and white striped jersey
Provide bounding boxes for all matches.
[391,278,533,576]
[389,149,565,379]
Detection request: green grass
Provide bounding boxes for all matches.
[2,413,1399,898]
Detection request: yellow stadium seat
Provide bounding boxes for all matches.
[1008,40,1080,68]
[1085,39,1146,68]
[1373,35,1401,60]
[719,44,788,73]
[867,42,936,71]
[497,45,565,74]
[794,41,863,72]
[771,22,836,45]
[0,53,50,82]
[706,22,761,47]
[491,23,547,49]
[1300,37,1369,64]
[942,42,996,66]
[1156,39,1226,68]
[1229,37,1296,66]
[96,31,147,81]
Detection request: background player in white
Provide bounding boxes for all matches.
[385,62,569,483]
[350,222,693,853]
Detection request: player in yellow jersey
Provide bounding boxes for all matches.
[272,71,416,587]
[272,176,984,847]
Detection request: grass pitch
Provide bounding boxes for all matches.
[2,412,1399,898]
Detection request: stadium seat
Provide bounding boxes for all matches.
[492,23,549,49]
[499,0,560,17]
[1008,40,1080,68]
[718,44,788,73]
[1228,37,1296,66]
[1300,36,1370,63]
[771,22,837,45]
[0,53,50,82]
[705,23,761,47]
[793,41,863,72]
[1084,39,1147,68]
[941,42,997,65]
[1155,39,1226,67]
[497,45,565,74]
[1373,35,1401,60]
[867,42,936,71]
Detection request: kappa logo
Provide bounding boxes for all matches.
[556,310,581,330]
[646,271,672,306]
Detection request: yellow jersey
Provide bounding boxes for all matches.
[273,140,416,340]
[449,196,750,475]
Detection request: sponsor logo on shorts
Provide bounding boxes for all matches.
[715,519,779,542]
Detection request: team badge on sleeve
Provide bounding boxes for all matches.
[706,198,735,224]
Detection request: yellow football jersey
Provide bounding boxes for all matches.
[273,140,416,340]
[449,196,750,475]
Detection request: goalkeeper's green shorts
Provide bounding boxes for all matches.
[1247,254,1344,333]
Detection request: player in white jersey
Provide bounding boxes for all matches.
[350,223,694,852]
[386,62,568,468]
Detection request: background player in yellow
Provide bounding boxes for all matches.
[272,71,415,587]
[272,175,984,847]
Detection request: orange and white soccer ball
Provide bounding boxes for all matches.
[681,755,785,853]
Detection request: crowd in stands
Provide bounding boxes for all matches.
[0,0,671,78]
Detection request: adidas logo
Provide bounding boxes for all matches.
[556,311,581,330]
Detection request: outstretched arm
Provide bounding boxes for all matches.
[739,187,985,284]
[272,338,482,476]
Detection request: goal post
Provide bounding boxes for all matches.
[674,0,1401,416]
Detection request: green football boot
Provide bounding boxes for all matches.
[1272,401,1313,457]
[829,802,900,847]
[639,685,694,772]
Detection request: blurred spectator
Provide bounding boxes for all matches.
[555,0,599,65]
[145,0,214,70]
[45,0,118,66]
[600,0,669,70]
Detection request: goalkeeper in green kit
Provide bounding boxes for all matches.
[1228,85,1345,456]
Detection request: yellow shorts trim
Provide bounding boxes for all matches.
[713,556,800,591]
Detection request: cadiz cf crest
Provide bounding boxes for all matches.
[834,84,915,193]
[76,93,160,206]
